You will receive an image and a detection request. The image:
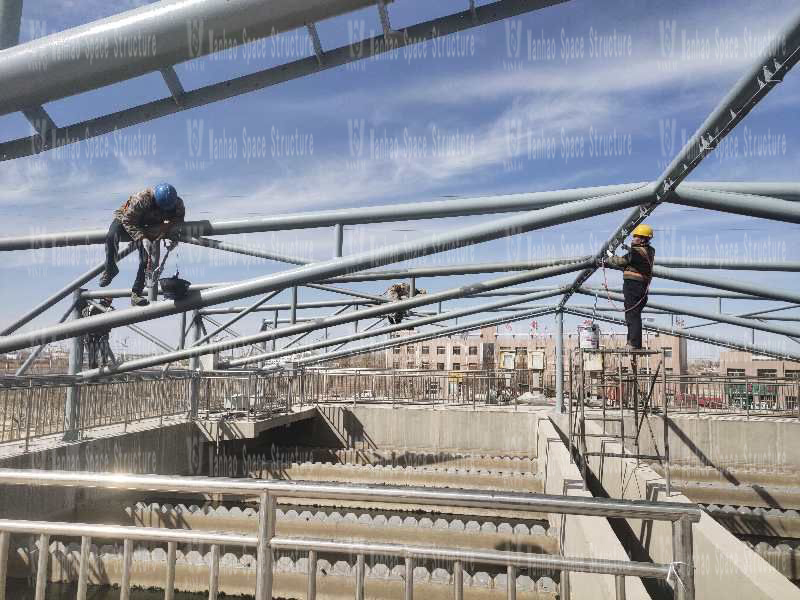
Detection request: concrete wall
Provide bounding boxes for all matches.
[612,412,800,473]
[0,422,197,520]
[323,405,544,456]
[536,417,650,600]
[551,414,800,600]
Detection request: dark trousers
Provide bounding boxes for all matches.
[623,278,648,348]
[105,220,148,295]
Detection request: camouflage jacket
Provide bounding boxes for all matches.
[113,188,185,242]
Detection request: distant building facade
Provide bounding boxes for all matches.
[384,324,687,375]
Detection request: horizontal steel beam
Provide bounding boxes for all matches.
[565,307,800,362]
[0,0,380,115]
[475,286,764,300]
[197,300,371,315]
[672,187,800,223]
[0,189,637,354]
[0,182,644,251]
[576,289,800,339]
[652,266,800,306]
[76,262,589,377]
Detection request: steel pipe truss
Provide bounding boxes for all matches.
[0,2,799,393]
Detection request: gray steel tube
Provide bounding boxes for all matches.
[0,518,256,547]
[577,289,800,338]
[76,261,591,377]
[183,236,307,265]
[270,537,671,579]
[0,469,701,521]
[0,0,380,115]
[682,181,800,201]
[0,183,646,251]
[672,187,800,224]
[0,243,135,335]
[0,188,644,353]
[565,307,800,362]
[652,266,800,306]
[295,308,557,367]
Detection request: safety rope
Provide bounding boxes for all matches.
[666,561,687,590]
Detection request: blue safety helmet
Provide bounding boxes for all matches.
[153,183,178,212]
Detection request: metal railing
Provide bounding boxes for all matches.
[299,368,530,407]
[0,468,701,600]
[0,374,191,449]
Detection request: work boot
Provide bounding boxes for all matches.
[98,264,119,287]
[131,292,149,307]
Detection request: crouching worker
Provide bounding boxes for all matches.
[386,283,427,325]
[99,183,185,306]
[604,224,655,349]
[80,297,114,369]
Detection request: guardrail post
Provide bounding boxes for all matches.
[356,553,365,600]
[165,541,177,600]
[34,533,50,600]
[615,574,626,600]
[307,549,317,600]
[555,310,564,412]
[120,538,133,600]
[255,491,276,600]
[188,310,201,418]
[76,535,90,600]
[0,530,9,600]
[404,556,414,600]
[507,564,516,600]
[64,289,84,442]
[453,560,463,600]
[672,515,695,600]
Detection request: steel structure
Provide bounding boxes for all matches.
[0,1,798,437]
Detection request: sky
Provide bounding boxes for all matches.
[1,0,799,362]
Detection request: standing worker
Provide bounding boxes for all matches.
[99,184,185,306]
[604,224,655,349]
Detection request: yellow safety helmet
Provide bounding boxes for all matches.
[632,224,653,239]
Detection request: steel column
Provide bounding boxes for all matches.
[555,310,564,413]
[63,290,83,442]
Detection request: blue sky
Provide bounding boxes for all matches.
[1,0,799,360]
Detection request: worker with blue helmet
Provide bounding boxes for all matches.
[100,184,185,306]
